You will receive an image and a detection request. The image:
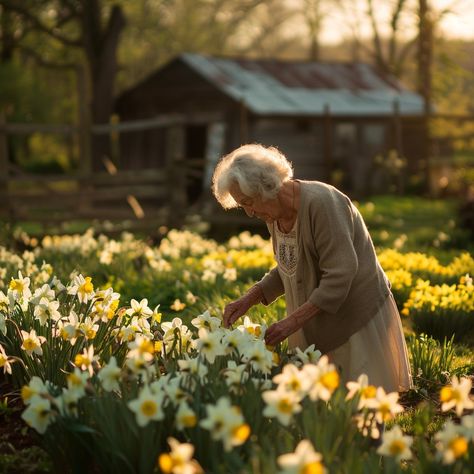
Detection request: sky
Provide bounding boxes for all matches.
[310,0,474,45]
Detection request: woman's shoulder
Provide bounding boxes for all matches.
[300,180,349,208]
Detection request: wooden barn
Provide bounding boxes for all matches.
[115,53,426,201]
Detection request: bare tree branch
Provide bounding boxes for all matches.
[0,0,82,47]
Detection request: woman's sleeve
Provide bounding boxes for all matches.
[257,267,285,306]
[307,189,359,314]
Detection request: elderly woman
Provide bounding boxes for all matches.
[212,144,412,393]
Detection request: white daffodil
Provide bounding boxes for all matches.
[353,410,381,439]
[163,377,189,407]
[293,344,322,366]
[34,297,61,326]
[78,316,99,340]
[57,388,82,417]
[435,420,469,464]
[277,439,326,474]
[237,315,264,338]
[273,364,311,398]
[440,376,474,417]
[365,387,404,424]
[224,361,249,391]
[57,310,80,345]
[74,345,98,376]
[346,374,378,409]
[158,437,203,474]
[377,425,413,462]
[92,288,120,321]
[221,328,252,356]
[21,376,49,405]
[185,291,197,304]
[0,344,13,374]
[200,397,250,452]
[67,368,90,397]
[177,355,208,382]
[223,267,237,282]
[127,335,155,362]
[21,395,55,434]
[98,356,122,392]
[175,401,198,430]
[262,386,302,426]
[30,284,55,305]
[194,328,225,364]
[128,385,165,427]
[162,318,193,352]
[191,310,221,331]
[241,339,273,375]
[67,274,95,304]
[303,356,340,402]
[20,329,46,356]
[171,299,186,311]
[8,271,32,300]
[125,298,153,319]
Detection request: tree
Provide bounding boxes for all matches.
[0,0,126,168]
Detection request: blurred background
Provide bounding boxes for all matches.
[0,0,473,240]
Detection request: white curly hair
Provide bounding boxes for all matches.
[212,144,294,209]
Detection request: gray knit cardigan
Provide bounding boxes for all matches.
[258,180,391,354]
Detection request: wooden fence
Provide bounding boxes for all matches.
[0,114,206,235]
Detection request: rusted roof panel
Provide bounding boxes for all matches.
[182,53,424,116]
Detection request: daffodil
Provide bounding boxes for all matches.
[273,364,311,398]
[346,374,377,409]
[0,344,13,374]
[128,385,165,427]
[200,397,250,451]
[33,297,61,325]
[277,439,326,474]
[303,356,340,401]
[125,298,153,319]
[365,387,404,424]
[191,310,221,331]
[293,344,321,365]
[440,376,474,417]
[74,345,98,376]
[21,376,48,405]
[68,274,95,304]
[175,401,197,430]
[21,396,55,434]
[67,368,90,397]
[377,425,413,462]
[158,437,202,474]
[262,386,302,426]
[435,420,469,464]
[98,356,122,392]
[21,329,46,356]
[127,335,155,362]
[194,328,225,364]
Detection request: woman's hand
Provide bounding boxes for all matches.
[264,316,297,346]
[223,285,263,328]
[223,296,251,328]
[264,301,320,346]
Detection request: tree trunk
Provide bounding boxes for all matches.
[82,1,126,170]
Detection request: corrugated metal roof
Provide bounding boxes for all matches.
[181,53,424,116]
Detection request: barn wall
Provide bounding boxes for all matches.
[250,118,327,181]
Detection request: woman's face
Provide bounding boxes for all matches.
[229,182,280,223]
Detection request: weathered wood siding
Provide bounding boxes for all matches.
[250,118,326,180]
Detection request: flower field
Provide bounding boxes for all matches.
[1,208,473,473]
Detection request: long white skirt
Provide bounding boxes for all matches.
[327,293,413,393]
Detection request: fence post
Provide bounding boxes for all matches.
[323,104,333,183]
[165,124,187,229]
